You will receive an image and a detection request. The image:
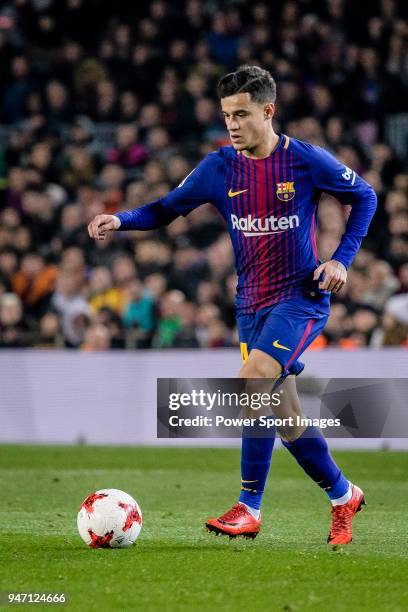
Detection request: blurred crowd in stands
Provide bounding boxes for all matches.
[0,0,407,350]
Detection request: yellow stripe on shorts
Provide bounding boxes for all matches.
[240,342,249,363]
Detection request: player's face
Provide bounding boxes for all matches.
[221,93,274,152]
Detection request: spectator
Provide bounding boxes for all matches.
[172,301,199,348]
[0,248,19,286]
[62,146,96,192]
[88,266,123,314]
[0,293,29,347]
[45,80,73,126]
[206,12,240,68]
[122,277,155,333]
[2,56,36,124]
[362,260,400,309]
[12,252,57,318]
[371,311,408,347]
[196,303,223,347]
[107,124,148,168]
[35,311,63,349]
[51,269,90,347]
[81,322,111,351]
[153,289,185,348]
[95,307,125,349]
[57,203,87,250]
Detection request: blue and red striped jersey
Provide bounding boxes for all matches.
[118,134,377,314]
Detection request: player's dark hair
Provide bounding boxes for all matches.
[217,65,276,103]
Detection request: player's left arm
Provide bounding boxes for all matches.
[309,146,377,292]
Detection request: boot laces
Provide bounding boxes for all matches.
[220,503,247,522]
[330,504,351,536]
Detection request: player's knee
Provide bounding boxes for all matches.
[238,356,282,379]
[238,361,267,379]
[278,423,307,442]
[238,362,256,378]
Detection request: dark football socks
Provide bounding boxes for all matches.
[281,425,350,502]
[239,419,276,513]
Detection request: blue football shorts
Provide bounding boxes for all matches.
[236,290,330,378]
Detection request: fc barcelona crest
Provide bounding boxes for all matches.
[276,181,295,201]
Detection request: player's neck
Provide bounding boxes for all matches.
[242,130,280,160]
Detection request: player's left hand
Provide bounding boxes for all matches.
[313,259,347,293]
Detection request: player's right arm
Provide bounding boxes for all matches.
[87,202,178,240]
[88,153,218,241]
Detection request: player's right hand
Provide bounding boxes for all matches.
[88,214,121,240]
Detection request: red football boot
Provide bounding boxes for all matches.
[328,484,366,545]
[206,503,261,539]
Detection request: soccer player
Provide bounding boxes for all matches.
[88,66,377,545]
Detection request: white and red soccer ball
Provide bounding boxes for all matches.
[77,489,142,548]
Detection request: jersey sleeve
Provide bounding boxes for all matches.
[307,144,371,205]
[305,144,377,269]
[115,199,179,231]
[161,152,219,216]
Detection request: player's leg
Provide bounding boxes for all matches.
[206,301,325,539]
[279,379,366,544]
[278,376,355,499]
[238,350,353,510]
[250,297,366,544]
[236,349,280,520]
[241,348,366,545]
[206,350,281,538]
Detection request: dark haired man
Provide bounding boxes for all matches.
[88,65,377,545]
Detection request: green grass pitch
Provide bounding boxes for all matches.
[0,446,407,611]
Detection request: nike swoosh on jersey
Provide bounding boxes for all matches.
[228,188,248,197]
[272,340,291,351]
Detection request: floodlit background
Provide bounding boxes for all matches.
[0,0,407,445]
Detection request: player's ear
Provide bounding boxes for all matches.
[264,103,275,120]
